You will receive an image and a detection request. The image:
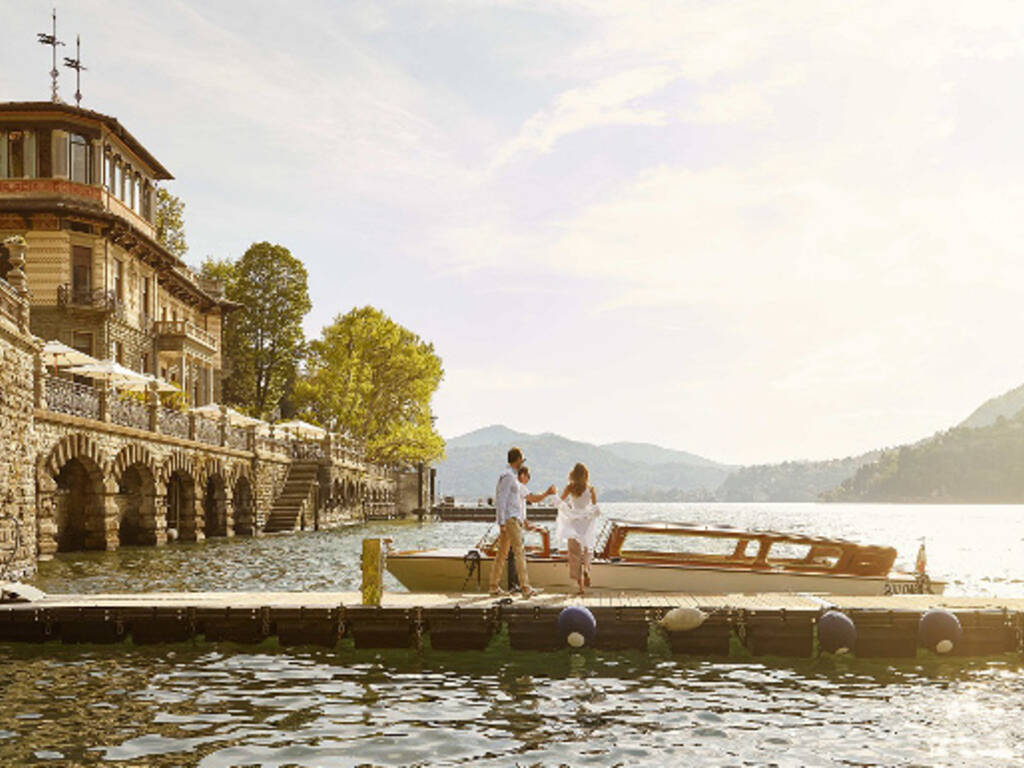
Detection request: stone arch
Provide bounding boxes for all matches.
[160,450,196,486]
[109,443,158,487]
[232,473,255,536]
[40,433,107,484]
[117,461,159,547]
[197,457,224,488]
[163,452,200,543]
[202,470,230,538]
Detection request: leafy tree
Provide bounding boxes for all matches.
[154,188,187,259]
[214,243,311,418]
[296,306,444,464]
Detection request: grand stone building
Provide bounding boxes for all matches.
[0,101,432,581]
[0,101,230,405]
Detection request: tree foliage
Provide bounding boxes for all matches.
[208,243,311,418]
[295,306,444,464]
[154,188,188,259]
[823,409,1024,502]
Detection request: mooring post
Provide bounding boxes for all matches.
[361,538,390,606]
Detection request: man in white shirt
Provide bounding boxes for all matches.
[489,447,553,597]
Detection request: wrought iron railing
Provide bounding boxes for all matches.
[44,375,100,420]
[109,395,149,431]
[57,284,123,315]
[257,436,291,457]
[291,440,326,460]
[151,319,218,350]
[159,407,190,439]
[195,417,220,445]
[226,424,249,450]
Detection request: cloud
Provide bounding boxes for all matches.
[492,65,681,166]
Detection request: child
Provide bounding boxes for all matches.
[555,462,601,595]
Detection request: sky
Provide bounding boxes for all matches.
[4,0,1024,464]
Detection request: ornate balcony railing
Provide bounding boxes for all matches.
[0,277,21,324]
[44,375,100,421]
[226,424,249,450]
[109,395,149,431]
[195,417,220,446]
[257,436,291,457]
[159,407,190,439]
[57,284,123,316]
[152,319,218,351]
[291,440,326,461]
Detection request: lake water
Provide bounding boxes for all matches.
[3,503,1024,766]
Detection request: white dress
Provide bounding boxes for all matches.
[555,488,602,550]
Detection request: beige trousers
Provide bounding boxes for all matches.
[488,518,531,591]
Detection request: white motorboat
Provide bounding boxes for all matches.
[385,520,945,596]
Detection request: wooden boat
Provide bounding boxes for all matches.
[385,519,945,596]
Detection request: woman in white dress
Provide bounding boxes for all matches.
[556,463,602,595]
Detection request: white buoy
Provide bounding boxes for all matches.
[659,606,707,632]
[935,639,954,654]
[567,631,586,648]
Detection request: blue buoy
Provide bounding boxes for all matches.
[919,609,962,654]
[818,610,857,655]
[557,606,597,648]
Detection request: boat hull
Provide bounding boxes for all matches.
[386,550,946,596]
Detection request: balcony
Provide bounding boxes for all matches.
[0,178,103,206]
[152,319,218,353]
[57,284,123,317]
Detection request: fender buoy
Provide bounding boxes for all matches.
[818,610,856,654]
[919,609,962,654]
[659,606,707,632]
[557,606,597,648]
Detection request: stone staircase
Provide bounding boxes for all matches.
[263,462,320,533]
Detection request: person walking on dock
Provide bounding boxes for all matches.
[489,447,546,598]
[556,462,602,596]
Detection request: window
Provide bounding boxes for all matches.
[72,331,92,356]
[72,246,91,293]
[113,260,124,301]
[113,161,122,200]
[141,276,151,323]
[113,340,124,364]
[132,175,140,213]
[7,131,24,177]
[37,129,52,177]
[69,134,89,183]
[140,353,149,374]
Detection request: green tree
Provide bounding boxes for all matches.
[154,188,187,259]
[296,306,445,464]
[217,242,311,418]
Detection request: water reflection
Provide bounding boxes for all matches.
[1,641,1022,767]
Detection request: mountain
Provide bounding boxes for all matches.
[718,454,880,503]
[435,427,731,500]
[824,414,1024,502]
[960,383,1024,429]
[600,442,725,469]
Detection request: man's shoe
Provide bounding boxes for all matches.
[489,587,508,596]
[521,587,542,599]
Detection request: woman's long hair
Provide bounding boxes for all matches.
[568,463,589,497]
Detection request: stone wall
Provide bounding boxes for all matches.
[396,464,431,516]
[0,268,37,580]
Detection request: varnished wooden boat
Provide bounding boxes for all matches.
[385,520,945,595]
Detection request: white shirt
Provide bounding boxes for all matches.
[495,466,520,525]
[517,482,530,521]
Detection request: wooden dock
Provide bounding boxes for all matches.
[3,590,1024,658]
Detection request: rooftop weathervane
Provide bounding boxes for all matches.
[63,35,86,108]
[37,8,65,103]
